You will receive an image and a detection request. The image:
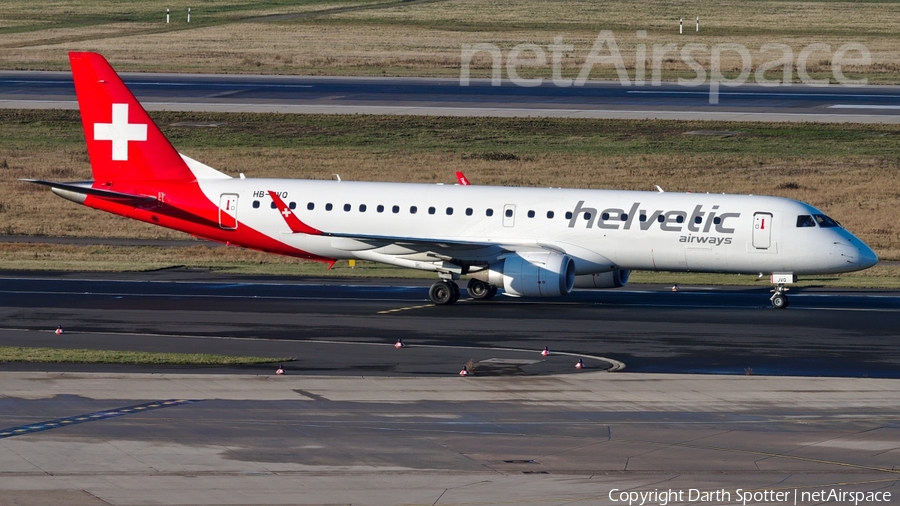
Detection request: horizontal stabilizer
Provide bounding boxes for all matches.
[21,179,157,203]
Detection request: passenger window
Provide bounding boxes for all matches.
[410,206,418,214]
[621,214,628,221]
[639,214,646,222]
[343,203,351,212]
[694,216,701,224]
[547,211,554,219]
[270,202,277,209]
[289,202,296,210]
[657,215,665,223]
[428,206,436,215]
[252,200,260,209]
[565,211,573,219]
[359,204,367,212]
[307,202,314,211]
[796,215,816,227]
[506,209,514,218]
[676,215,684,224]
[465,208,473,216]
[583,212,591,220]
[601,212,609,220]
[713,217,721,225]
[446,207,453,215]
[527,210,535,218]
[377,205,384,213]
[392,205,399,214]
[326,203,333,211]
[486,209,494,217]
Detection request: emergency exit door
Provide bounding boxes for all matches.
[219,194,238,230]
[752,212,771,249]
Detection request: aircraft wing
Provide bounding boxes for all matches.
[271,188,564,266]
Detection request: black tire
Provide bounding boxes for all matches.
[466,279,493,300]
[429,281,456,305]
[449,282,460,304]
[771,294,788,309]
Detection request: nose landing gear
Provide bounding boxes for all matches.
[770,284,790,309]
[768,273,794,309]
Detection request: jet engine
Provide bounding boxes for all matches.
[573,269,630,289]
[471,251,575,297]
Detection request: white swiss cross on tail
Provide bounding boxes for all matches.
[93,103,147,161]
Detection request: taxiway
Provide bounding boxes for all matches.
[2,71,900,122]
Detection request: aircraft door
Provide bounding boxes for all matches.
[752,212,771,249]
[502,204,516,227]
[219,193,238,230]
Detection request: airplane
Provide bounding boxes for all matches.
[26,52,878,309]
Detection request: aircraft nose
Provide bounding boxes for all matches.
[857,243,878,269]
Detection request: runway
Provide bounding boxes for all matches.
[2,71,900,122]
[2,270,900,505]
[1,269,899,377]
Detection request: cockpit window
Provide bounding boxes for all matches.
[796,215,816,227]
[813,214,840,228]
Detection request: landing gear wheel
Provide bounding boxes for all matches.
[449,281,460,304]
[771,294,789,309]
[770,283,790,309]
[429,280,459,305]
[466,279,496,300]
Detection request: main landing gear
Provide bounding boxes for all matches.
[466,278,497,301]
[428,278,498,305]
[770,284,790,309]
[428,280,459,305]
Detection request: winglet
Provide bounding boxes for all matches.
[268,191,323,235]
[455,172,470,185]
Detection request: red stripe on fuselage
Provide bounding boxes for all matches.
[83,181,334,263]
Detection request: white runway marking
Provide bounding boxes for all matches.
[629,90,900,99]
[828,104,900,110]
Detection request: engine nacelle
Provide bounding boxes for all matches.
[472,252,576,297]
[573,269,630,289]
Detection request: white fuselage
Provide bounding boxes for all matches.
[197,178,877,276]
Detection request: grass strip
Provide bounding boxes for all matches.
[0,346,287,365]
[2,242,899,288]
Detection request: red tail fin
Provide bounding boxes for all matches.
[69,52,194,184]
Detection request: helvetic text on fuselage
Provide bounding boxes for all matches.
[569,200,738,245]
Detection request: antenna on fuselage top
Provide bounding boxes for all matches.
[655,185,665,193]
[333,174,341,181]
